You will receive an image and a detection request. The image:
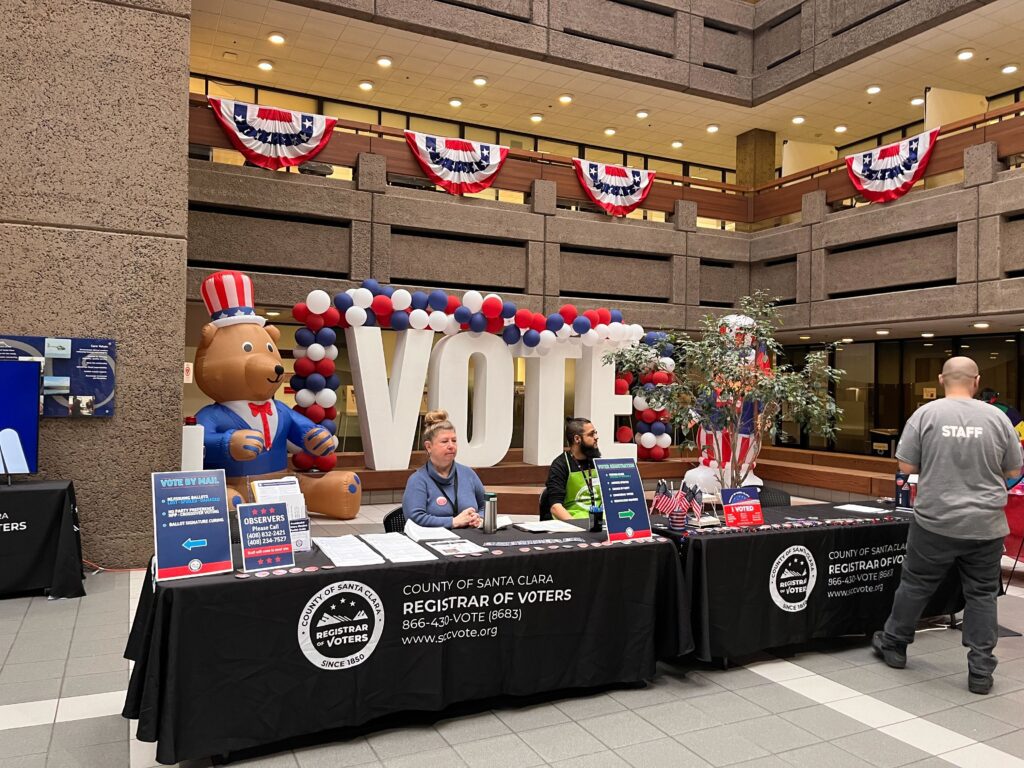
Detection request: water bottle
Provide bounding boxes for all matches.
[483,493,498,534]
[589,504,604,533]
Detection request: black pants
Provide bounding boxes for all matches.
[883,520,1004,677]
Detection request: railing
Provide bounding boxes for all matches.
[188,95,1024,227]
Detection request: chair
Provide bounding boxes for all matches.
[757,486,792,508]
[383,506,407,533]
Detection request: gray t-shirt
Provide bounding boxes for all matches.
[896,397,1022,540]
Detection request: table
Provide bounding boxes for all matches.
[0,480,84,599]
[654,504,963,662]
[123,525,690,765]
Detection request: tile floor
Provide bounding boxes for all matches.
[2,503,1024,768]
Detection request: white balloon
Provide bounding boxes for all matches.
[659,356,675,372]
[581,329,600,346]
[295,388,316,408]
[315,388,338,408]
[293,347,307,359]
[537,330,555,348]
[634,433,644,444]
[305,343,326,361]
[633,395,649,411]
[608,322,624,341]
[305,290,331,315]
[332,435,340,449]
[555,324,572,339]
[443,316,461,336]
[594,323,609,339]
[536,344,551,356]
[409,308,430,330]
[462,290,483,313]
[630,324,645,341]
[345,306,367,327]
[427,311,448,332]
[655,432,672,449]
[639,432,657,449]
[352,288,373,309]
[391,289,412,311]
[345,288,357,296]
[325,344,339,361]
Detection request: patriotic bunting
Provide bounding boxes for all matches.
[207,97,337,171]
[845,128,940,204]
[572,159,656,217]
[404,131,509,195]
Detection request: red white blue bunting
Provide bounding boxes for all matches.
[572,159,656,217]
[207,97,337,171]
[404,131,509,195]
[845,128,940,204]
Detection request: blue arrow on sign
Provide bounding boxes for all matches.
[182,538,208,551]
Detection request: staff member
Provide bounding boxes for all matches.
[873,357,1023,695]
[402,410,487,528]
[540,417,603,521]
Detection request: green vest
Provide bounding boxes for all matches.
[563,454,603,519]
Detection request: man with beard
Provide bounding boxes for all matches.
[539,418,604,521]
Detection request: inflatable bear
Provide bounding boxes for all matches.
[193,270,361,519]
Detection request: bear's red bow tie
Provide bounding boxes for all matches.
[248,402,273,449]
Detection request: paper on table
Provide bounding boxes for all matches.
[361,533,438,562]
[513,520,582,533]
[313,535,385,567]
[495,515,513,529]
[404,519,459,542]
[425,539,489,556]
[834,504,888,514]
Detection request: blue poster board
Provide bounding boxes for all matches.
[0,360,41,474]
[0,335,116,417]
[151,470,233,581]
[236,502,294,572]
[593,458,652,541]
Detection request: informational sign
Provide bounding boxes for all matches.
[0,335,116,417]
[151,470,233,580]
[0,360,41,474]
[251,477,311,552]
[722,487,764,527]
[593,458,652,541]
[237,502,294,572]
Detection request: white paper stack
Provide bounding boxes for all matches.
[513,520,582,533]
[313,535,385,566]
[361,533,438,562]
[404,519,459,542]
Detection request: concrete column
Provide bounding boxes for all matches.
[735,128,777,187]
[0,0,190,567]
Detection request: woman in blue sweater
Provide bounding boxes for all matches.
[402,410,487,528]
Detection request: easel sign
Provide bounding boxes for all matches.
[722,487,764,528]
[237,502,295,572]
[152,470,233,581]
[593,458,652,541]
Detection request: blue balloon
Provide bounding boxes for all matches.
[501,325,521,344]
[428,290,448,311]
[315,328,336,347]
[572,316,591,334]
[305,373,326,392]
[320,419,337,435]
[635,420,650,434]
[325,374,340,390]
[643,332,657,346]
[661,343,675,357]
[650,421,666,436]
[411,291,429,310]
[469,312,488,333]
[363,310,377,327]
[390,311,410,331]
[380,285,395,298]
[546,314,564,332]
[361,278,381,295]
[610,309,623,323]
[643,383,656,392]
[295,328,316,347]
[333,292,353,312]
[290,375,306,392]
[522,329,541,348]
[501,301,517,319]
[453,305,472,324]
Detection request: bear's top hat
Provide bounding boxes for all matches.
[200,270,266,327]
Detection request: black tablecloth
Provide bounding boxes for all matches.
[0,480,84,599]
[654,504,963,661]
[123,526,690,765]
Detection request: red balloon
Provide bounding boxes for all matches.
[305,404,326,423]
[306,314,325,332]
[486,316,504,334]
[294,358,315,377]
[322,307,341,327]
[314,453,337,472]
[641,408,657,424]
[614,378,629,395]
[583,310,601,327]
[655,409,668,421]
[515,308,533,329]
[481,296,503,319]
[530,313,547,333]
[292,302,309,322]
[292,404,306,415]
[323,406,337,420]
[649,446,667,461]
[637,445,651,460]
[652,371,671,385]
[640,372,654,385]
[292,452,314,471]
[315,358,334,377]
[376,311,393,328]
[621,371,634,386]
[597,308,611,326]
[446,295,461,314]
[616,425,633,443]
[559,304,578,323]
[371,295,393,316]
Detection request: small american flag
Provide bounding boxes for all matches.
[651,480,675,515]
[689,487,704,518]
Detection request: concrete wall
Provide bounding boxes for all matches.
[0,0,190,567]
[287,0,992,106]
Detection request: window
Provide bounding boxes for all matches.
[537,138,577,157]
[499,132,534,151]
[584,147,623,164]
[465,126,497,144]
[409,117,459,136]
[258,90,316,113]
[833,343,875,454]
[206,81,255,101]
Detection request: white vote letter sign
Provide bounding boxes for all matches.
[521,339,583,465]
[574,341,636,461]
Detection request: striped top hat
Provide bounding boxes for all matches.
[201,270,266,327]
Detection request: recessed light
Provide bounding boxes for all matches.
[1002,64,1019,75]
[962,344,971,349]
[265,310,281,317]
[841,338,854,343]
[866,85,881,95]
[257,60,274,71]
[834,125,847,133]
[558,94,573,104]
[875,329,890,335]
[604,127,616,136]
[529,113,543,123]
[706,124,719,133]
[921,332,934,338]
[472,75,487,86]
[671,140,683,149]
[358,80,374,91]
[799,335,811,340]
[957,49,974,61]
[635,110,649,119]
[792,116,805,125]
[448,97,462,108]
[911,97,925,106]
[376,56,392,68]
[972,322,990,329]
[1008,338,1016,343]
[267,32,285,45]
[923,343,934,347]
[1020,327,1024,332]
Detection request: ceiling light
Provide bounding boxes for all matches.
[799,335,811,340]
[267,32,285,45]
[376,56,392,68]
[529,113,543,123]
[604,127,616,136]
[841,338,853,343]
[875,329,890,335]
[1008,338,1016,342]
[448,97,462,108]
[265,310,281,317]
[558,94,573,104]
[957,49,974,61]
[635,110,649,119]
[257,60,274,71]
[671,140,683,149]
[834,125,847,133]
[911,97,925,106]
[972,322,990,329]
[921,332,934,338]
[706,124,719,133]
[1020,327,1024,332]
[472,75,487,86]
[866,85,881,95]
[1002,64,1019,75]
[961,344,971,349]
[792,116,805,125]
[923,343,934,347]
[358,80,373,91]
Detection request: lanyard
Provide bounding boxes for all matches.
[431,466,459,511]
[565,454,598,506]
